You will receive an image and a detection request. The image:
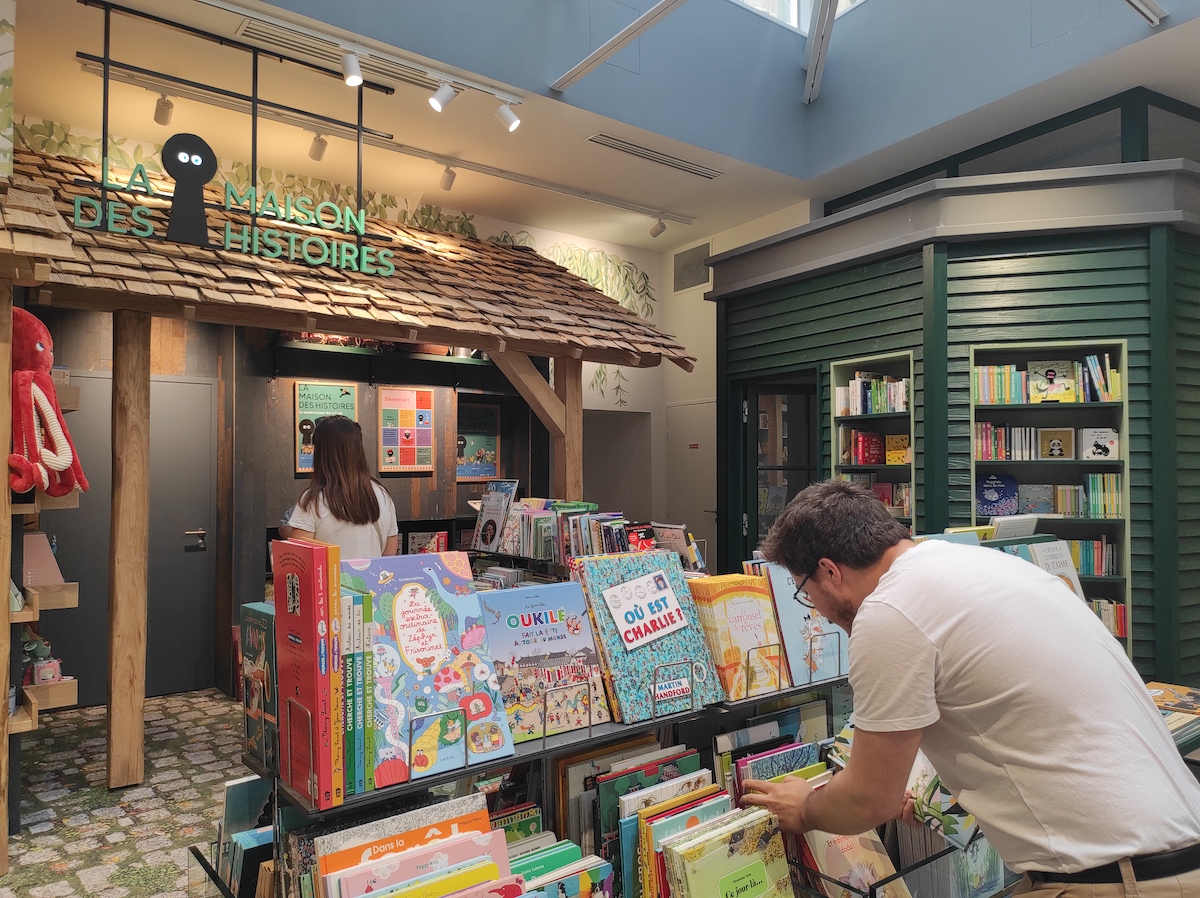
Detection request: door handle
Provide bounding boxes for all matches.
[185,528,207,551]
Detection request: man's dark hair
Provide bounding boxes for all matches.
[760,479,911,577]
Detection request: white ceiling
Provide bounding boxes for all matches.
[16,0,1200,254]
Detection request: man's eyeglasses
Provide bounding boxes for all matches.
[793,571,814,608]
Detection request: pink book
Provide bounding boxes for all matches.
[330,829,511,898]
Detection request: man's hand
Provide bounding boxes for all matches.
[739,776,814,834]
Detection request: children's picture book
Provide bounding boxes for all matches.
[667,809,793,898]
[951,836,1005,898]
[1027,539,1085,600]
[1037,427,1075,459]
[1017,483,1054,515]
[762,563,849,687]
[314,794,490,879]
[492,805,543,843]
[689,575,788,700]
[1078,427,1119,460]
[474,492,512,552]
[573,551,723,724]
[734,742,820,798]
[479,581,612,743]
[906,750,978,850]
[1147,681,1200,714]
[240,602,278,771]
[975,473,1019,518]
[749,700,829,744]
[527,857,614,898]
[643,792,732,898]
[802,828,913,898]
[407,531,449,554]
[327,829,511,898]
[987,514,1039,540]
[1028,360,1076,403]
[218,775,274,884]
[617,769,713,820]
[631,785,725,898]
[511,840,583,881]
[339,553,514,786]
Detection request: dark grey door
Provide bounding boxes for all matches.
[39,373,217,704]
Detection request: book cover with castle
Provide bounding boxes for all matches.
[479,581,612,743]
[339,552,514,785]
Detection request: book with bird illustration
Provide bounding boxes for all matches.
[340,552,515,786]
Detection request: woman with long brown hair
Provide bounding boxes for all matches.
[281,415,398,557]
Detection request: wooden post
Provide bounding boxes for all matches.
[0,281,12,873]
[108,310,151,789]
[553,358,584,501]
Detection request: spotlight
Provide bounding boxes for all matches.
[154,94,173,126]
[309,134,327,162]
[429,83,457,112]
[649,218,666,238]
[439,166,456,191]
[496,103,521,132]
[342,51,363,87]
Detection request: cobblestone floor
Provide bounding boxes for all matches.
[0,688,244,898]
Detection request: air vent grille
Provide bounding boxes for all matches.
[235,18,442,91]
[673,243,712,292]
[587,133,723,179]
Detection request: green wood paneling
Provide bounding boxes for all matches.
[1174,232,1200,683]
[721,253,925,568]
[945,233,1155,675]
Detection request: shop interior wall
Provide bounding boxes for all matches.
[716,251,926,572]
[662,200,812,564]
[943,231,1156,675]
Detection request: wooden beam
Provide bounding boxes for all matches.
[491,351,565,438]
[0,281,12,874]
[108,309,151,789]
[553,357,584,501]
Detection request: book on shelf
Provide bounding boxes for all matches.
[838,427,885,465]
[754,562,849,688]
[474,491,512,553]
[406,530,449,554]
[689,574,789,700]
[836,371,909,416]
[337,552,516,787]
[1088,598,1127,637]
[648,522,706,573]
[240,602,278,772]
[800,827,914,898]
[1027,539,1086,600]
[986,514,1039,540]
[975,473,1018,517]
[1078,427,1119,460]
[1147,682,1200,715]
[1017,484,1054,515]
[1037,427,1075,459]
[662,808,793,898]
[1028,359,1077,403]
[885,433,911,465]
[478,580,613,743]
[572,550,724,723]
[327,828,511,898]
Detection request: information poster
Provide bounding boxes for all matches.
[378,386,435,473]
[294,381,358,473]
[457,403,500,481]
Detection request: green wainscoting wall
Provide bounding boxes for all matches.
[716,227,1200,681]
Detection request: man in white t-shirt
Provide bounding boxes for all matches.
[740,479,1200,896]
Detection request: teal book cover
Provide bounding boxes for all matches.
[619,815,639,898]
[574,550,723,724]
[240,602,277,771]
[764,563,849,687]
[340,552,514,785]
[535,859,614,898]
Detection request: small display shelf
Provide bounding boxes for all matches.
[25,678,78,712]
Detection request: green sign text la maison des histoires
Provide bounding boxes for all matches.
[72,161,397,276]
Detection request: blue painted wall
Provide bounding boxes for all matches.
[262,0,1200,180]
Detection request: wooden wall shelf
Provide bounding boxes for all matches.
[12,491,81,515]
[25,679,78,711]
[25,582,78,611]
[7,690,37,735]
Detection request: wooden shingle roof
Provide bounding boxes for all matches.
[13,149,694,371]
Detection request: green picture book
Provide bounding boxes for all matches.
[668,809,792,898]
[511,839,583,881]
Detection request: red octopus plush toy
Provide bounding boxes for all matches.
[8,308,88,497]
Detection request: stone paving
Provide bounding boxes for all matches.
[1,689,245,898]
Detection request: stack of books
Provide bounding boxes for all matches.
[690,574,789,700]
[835,371,909,415]
[1147,682,1200,747]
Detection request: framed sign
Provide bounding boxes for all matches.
[457,402,500,481]
[378,386,436,473]
[294,381,359,473]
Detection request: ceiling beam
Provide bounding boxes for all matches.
[490,351,566,438]
[551,0,691,92]
[802,0,837,105]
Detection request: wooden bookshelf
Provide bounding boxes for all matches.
[25,679,78,712]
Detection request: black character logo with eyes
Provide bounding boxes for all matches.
[162,133,218,246]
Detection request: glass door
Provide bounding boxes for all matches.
[747,381,820,551]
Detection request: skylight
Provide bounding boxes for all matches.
[734,0,871,34]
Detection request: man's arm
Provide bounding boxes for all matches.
[741,727,922,834]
